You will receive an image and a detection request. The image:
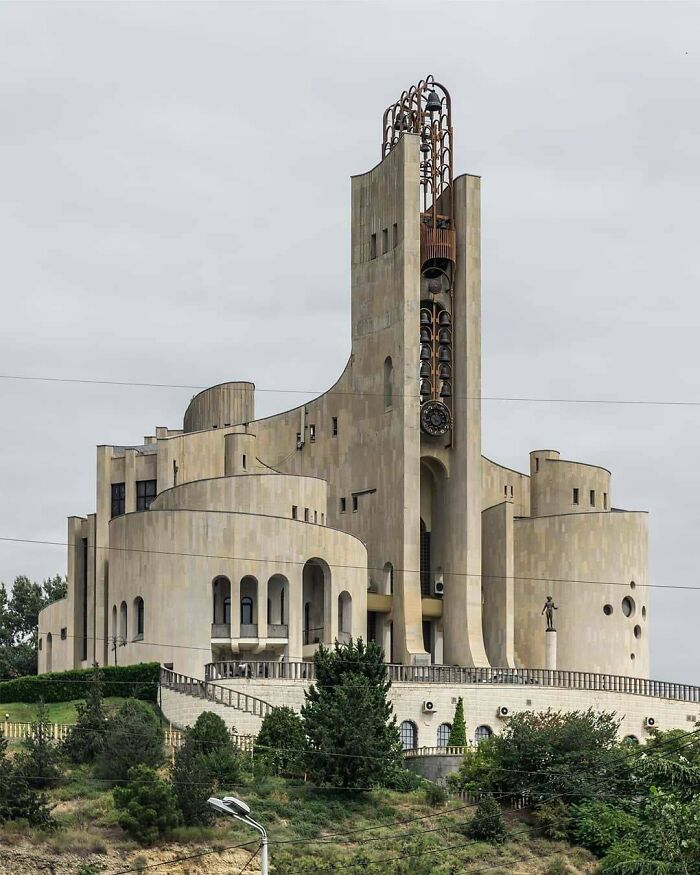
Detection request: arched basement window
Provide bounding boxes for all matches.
[384,356,393,410]
[399,720,417,750]
[437,723,452,748]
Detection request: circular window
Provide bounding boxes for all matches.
[630,653,635,660]
[630,581,636,590]
[634,625,641,639]
[621,597,635,618]
[642,606,647,619]
[603,604,613,616]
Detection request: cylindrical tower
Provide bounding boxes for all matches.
[183,382,255,433]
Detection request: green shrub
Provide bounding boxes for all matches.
[172,740,216,826]
[255,706,306,776]
[14,699,61,789]
[383,766,423,792]
[572,800,640,856]
[424,782,448,807]
[465,793,506,844]
[0,662,159,704]
[63,663,107,764]
[113,765,180,844]
[535,799,573,841]
[95,699,164,782]
[0,729,55,829]
[447,697,467,747]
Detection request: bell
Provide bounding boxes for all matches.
[439,363,451,380]
[420,309,431,326]
[438,345,450,362]
[425,90,442,113]
[420,379,432,397]
[438,328,451,343]
[420,362,431,378]
[438,310,451,326]
[420,327,431,343]
[440,380,452,398]
[420,344,431,361]
[420,138,431,154]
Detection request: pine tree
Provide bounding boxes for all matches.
[447,697,467,747]
[63,661,106,764]
[15,699,61,789]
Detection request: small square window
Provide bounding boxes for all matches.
[352,495,359,512]
[332,417,338,436]
[590,490,596,507]
[292,505,298,519]
[340,497,346,513]
[309,424,316,442]
[370,233,377,259]
[573,488,579,505]
[382,228,388,253]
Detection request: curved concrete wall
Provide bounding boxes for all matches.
[529,450,611,517]
[184,382,255,433]
[151,474,328,521]
[106,508,367,677]
[514,510,649,676]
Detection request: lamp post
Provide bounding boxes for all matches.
[208,795,268,874]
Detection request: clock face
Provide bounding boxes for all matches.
[420,401,451,436]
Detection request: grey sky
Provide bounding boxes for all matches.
[1,2,698,682]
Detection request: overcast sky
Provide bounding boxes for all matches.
[1,2,698,682]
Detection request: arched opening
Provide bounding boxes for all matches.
[133,596,144,640]
[111,604,117,640]
[302,558,331,646]
[399,720,418,751]
[623,734,639,745]
[337,591,352,641]
[384,356,393,410]
[437,723,451,748]
[474,725,493,745]
[267,574,289,638]
[212,576,231,636]
[240,576,258,635]
[382,562,394,595]
[420,458,448,600]
[119,601,127,644]
[45,632,53,673]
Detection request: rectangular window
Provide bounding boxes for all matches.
[370,233,377,259]
[314,510,318,523]
[332,417,338,436]
[382,228,388,253]
[590,489,596,507]
[242,454,247,470]
[60,627,67,641]
[340,497,346,513]
[296,432,302,449]
[535,458,539,472]
[309,424,316,442]
[504,485,508,496]
[573,488,579,505]
[321,513,325,525]
[304,508,310,522]
[352,495,359,512]
[111,482,126,517]
[292,505,298,520]
[510,485,514,497]
[603,492,608,510]
[392,223,398,247]
[136,479,157,511]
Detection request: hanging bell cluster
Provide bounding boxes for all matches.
[419,306,452,405]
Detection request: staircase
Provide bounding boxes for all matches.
[160,667,272,735]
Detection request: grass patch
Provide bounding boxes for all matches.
[0,697,150,724]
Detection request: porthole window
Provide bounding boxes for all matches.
[630,581,636,590]
[642,606,647,619]
[603,604,613,616]
[634,625,642,639]
[622,597,635,618]
[630,653,635,660]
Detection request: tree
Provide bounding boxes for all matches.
[171,711,243,825]
[63,662,107,764]
[465,794,506,844]
[113,765,181,844]
[255,706,306,775]
[0,729,54,829]
[301,639,404,788]
[96,699,164,781]
[447,697,467,747]
[15,699,61,789]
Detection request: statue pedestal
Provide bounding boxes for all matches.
[545,628,557,671]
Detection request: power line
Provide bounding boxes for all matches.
[107,838,260,874]
[3,371,700,409]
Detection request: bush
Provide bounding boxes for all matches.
[535,799,573,841]
[95,699,164,782]
[255,707,306,776]
[572,800,640,856]
[0,730,55,829]
[172,711,243,826]
[14,699,61,789]
[424,782,448,807]
[465,794,506,844]
[0,662,160,703]
[113,765,181,844]
[447,697,467,747]
[63,662,107,764]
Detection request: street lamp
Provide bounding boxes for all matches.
[208,795,269,874]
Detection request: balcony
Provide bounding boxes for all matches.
[211,623,231,639]
[267,623,288,638]
[240,623,258,638]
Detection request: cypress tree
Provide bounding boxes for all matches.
[447,696,467,747]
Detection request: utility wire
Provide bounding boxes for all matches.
[107,838,260,874]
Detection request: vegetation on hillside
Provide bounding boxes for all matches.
[0,574,66,680]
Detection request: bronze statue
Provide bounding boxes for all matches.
[542,595,558,631]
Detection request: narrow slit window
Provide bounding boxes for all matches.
[370,233,377,259]
[292,505,298,520]
[309,424,316,442]
[382,228,388,253]
[332,417,338,436]
[242,454,247,470]
[340,497,346,513]
[352,495,359,512]
[590,490,596,507]
[603,492,608,509]
[304,508,310,522]
[535,458,539,472]
[573,488,579,505]
[392,223,398,247]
